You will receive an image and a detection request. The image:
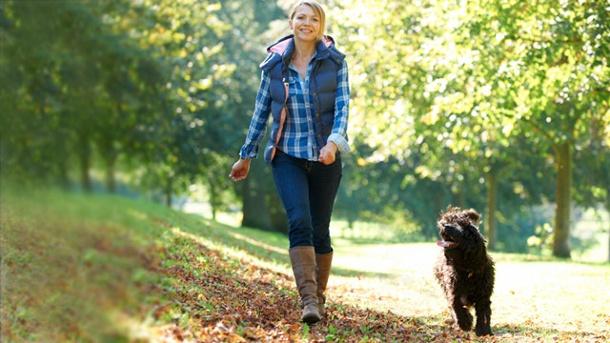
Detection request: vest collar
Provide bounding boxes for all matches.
[267,34,336,65]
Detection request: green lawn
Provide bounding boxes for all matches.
[331,242,610,339]
[2,185,609,342]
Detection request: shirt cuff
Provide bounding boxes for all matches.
[239,145,258,159]
[327,133,350,153]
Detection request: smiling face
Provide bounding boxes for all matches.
[289,3,324,42]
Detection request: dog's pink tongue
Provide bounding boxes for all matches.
[437,240,452,248]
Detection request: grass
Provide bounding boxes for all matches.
[2,184,609,342]
[330,243,610,339]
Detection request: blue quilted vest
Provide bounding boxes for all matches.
[260,35,345,163]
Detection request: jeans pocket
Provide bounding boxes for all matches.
[270,149,289,167]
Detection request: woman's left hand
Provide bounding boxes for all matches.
[319,142,338,165]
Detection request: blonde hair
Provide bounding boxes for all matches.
[289,1,326,41]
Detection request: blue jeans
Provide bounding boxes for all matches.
[271,150,342,254]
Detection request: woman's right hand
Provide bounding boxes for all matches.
[229,158,251,181]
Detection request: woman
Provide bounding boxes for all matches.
[229,0,349,324]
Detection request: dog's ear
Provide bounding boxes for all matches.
[464,209,480,224]
[465,224,485,243]
[463,224,486,263]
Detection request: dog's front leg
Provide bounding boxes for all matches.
[451,298,473,331]
[474,300,492,336]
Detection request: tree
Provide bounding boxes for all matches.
[328,0,609,257]
[463,0,610,257]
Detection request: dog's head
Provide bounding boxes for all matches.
[437,207,487,263]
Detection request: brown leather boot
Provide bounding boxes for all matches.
[316,251,333,316]
[289,246,321,324]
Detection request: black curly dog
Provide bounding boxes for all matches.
[433,207,495,336]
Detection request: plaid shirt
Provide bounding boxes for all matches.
[239,57,350,161]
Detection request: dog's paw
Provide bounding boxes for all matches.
[475,325,493,336]
[456,313,473,331]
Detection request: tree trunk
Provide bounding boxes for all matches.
[55,127,70,188]
[78,132,92,192]
[267,191,287,233]
[165,177,173,207]
[208,179,218,221]
[485,171,497,250]
[105,153,117,193]
[454,186,465,208]
[240,161,288,233]
[433,184,445,236]
[347,215,355,230]
[57,153,70,189]
[606,198,610,263]
[552,142,571,258]
[241,176,271,229]
[97,135,118,193]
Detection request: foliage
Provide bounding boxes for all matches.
[327,0,609,256]
[1,0,608,255]
[0,0,286,223]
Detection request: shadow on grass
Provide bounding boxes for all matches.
[161,231,604,342]
[160,207,610,269]
[490,251,610,267]
[155,212,397,279]
[159,231,441,341]
[333,236,428,246]
[491,322,606,341]
[1,194,165,342]
[6,186,605,342]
